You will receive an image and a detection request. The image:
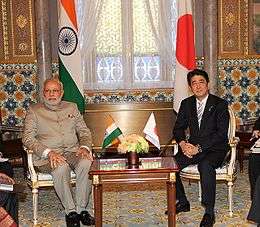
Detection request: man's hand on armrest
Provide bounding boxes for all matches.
[252,130,260,139]
[48,151,67,169]
[76,147,93,162]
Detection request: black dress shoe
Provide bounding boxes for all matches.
[165,201,190,215]
[65,212,80,227]
[199,213,215,227]
[80,210,95,226]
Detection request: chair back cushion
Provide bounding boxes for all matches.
[181,163,231,175]
[27,171,76,181]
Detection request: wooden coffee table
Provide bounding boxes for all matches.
[89,156,179,227]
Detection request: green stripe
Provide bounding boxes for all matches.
[59,58,85,113]
[102,128,122,148]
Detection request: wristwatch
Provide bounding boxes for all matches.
[197,144,202,153]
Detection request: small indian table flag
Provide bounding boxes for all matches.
[102,115,123,149]
[143,112,160,150]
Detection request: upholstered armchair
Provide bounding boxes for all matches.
[25,147,76,225]
[174,107,239,217]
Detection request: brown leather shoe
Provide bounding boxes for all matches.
[80,211,95,226]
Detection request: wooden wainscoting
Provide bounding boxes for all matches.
[84,102,177,153]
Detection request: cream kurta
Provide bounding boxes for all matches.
[23,101,92,166]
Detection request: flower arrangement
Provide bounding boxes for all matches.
[117,134,149,154]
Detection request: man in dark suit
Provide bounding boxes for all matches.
[248,117,260,199]
[0,160,18,225]
[247,117,260,226]
[168,69,229,227]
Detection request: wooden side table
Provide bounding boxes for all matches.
[236,124,254,172]
[89,157,179,227]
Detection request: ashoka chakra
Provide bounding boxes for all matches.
[58,27,78,56]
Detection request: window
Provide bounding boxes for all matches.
[77,0,177,90]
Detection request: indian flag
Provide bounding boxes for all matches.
[174,0,196,112]
[58,0,85,113]
[102,115,123,149]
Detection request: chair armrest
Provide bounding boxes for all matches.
[229,136,240,146]
[23,147,38,182]
[227,137,239,175]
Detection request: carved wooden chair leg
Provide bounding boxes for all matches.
[198,181,202,202]
[228,181,233,217]
[32,188,39,225]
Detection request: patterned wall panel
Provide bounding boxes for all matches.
[0,64,37,126]
[219,0,248,57]
[85,90,173,104]
[219,59,260,124]
[0,63,176,126]
[0,59,259,126]
[0,0,36,63]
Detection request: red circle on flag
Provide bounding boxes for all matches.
[176,14,196,70]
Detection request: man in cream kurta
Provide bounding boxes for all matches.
[23,79,95,227]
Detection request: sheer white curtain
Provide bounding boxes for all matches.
[145,0,176,81]
[76,0,177,90]
[76,0,103,87]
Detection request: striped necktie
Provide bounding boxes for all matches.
[197,101,203,127]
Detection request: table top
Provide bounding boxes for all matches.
[0,125,23,132]
[89,156,179,175]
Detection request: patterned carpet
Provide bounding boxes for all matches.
[15,160,257,227]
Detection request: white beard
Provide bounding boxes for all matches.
[43,96,62,108]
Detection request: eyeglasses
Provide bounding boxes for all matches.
[44,89,61,94]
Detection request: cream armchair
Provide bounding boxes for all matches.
[25,148,76,225]
[174,107,239,217]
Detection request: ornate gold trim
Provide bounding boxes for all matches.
[28,0,34,56]
[169,172,176,182]
[16,14,27,28]
[219,0,242,55]
[10,0,34,57]
[93,175,99,185]
[1,0,9,60]
[244,0,249,55]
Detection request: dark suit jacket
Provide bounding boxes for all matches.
[173,94,229,155]
[0,162,18,225]
[253,117,260,131]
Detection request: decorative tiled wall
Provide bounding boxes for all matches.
[0,64,37,126]
[0,59,259,126]
[218,59,260,124]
